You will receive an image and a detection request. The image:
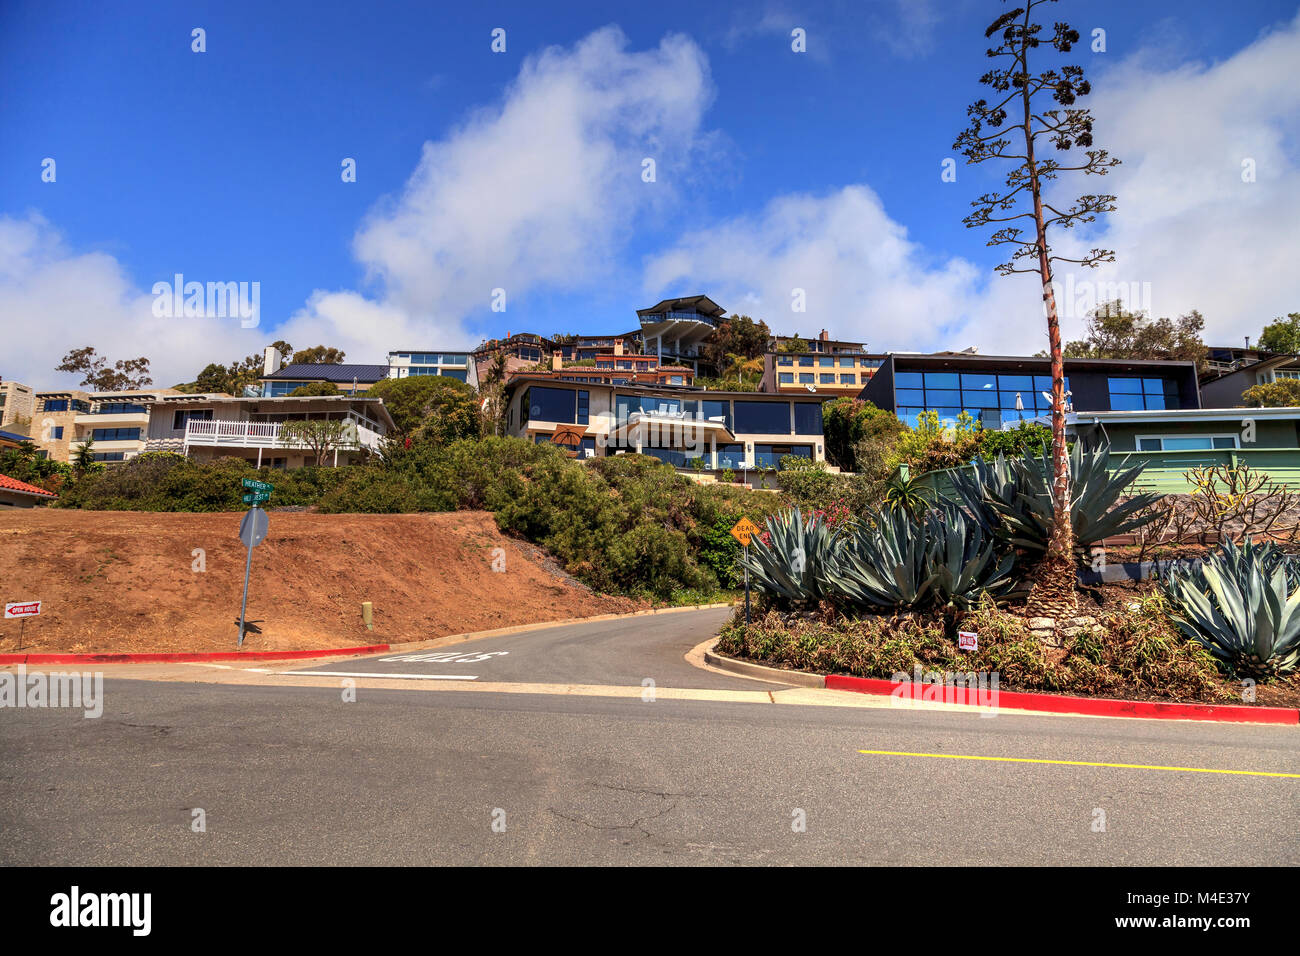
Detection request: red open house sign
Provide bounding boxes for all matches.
[4,601,41,619]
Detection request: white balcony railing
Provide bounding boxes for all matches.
[183,418,383,454]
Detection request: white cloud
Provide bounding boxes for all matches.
[352,25,713,327]
[649,10,1300,355]
[1,27,715,389]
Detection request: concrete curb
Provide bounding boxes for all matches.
[703,645,824,688]
[0,644,391,666]
[825,674,1300,725]
[703,645,1299,725]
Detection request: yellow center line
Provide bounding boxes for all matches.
[857,750,1300,778]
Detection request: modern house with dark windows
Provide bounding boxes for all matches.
[1198,345,1300,408]
[387,350,473,385]
[636,295,728,376]
[503,375,830,475]
[762,330,885,396]
[858,354,1202,430]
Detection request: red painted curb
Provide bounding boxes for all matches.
[0,644,390,665]
[823,674,1300,725]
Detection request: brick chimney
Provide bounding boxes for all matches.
[552,349,563,370]
[819,329,829,342]
[614,339,624,356]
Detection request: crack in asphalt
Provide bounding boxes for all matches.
[546,801,679,839]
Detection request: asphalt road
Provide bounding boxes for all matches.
[1,609,1297,866]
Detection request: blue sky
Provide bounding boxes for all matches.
[3,0,1299,385]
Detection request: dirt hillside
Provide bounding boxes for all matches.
[0,510,642,654]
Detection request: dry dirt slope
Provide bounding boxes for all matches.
[0,510,641,654]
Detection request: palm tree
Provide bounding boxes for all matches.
[71,437,96,475]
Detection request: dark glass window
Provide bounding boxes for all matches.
[43,399,69,411]
[819,373,835,384]
[798,373,814,384]
[91,427,141,441]
[527,386,577,423]
[778,372,794,384]
[173,409,213,429]
[894,372,923,389]
[1107,377,1179,411]
[716,444,745,469]
[753,444,813,469]
[793,402,823,435]
[576,390,589,425]
[734,401,792,435]
[701,400,732,430]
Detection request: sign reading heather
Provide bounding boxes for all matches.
[242,478,274,493]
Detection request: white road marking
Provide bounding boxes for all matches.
[279,670,480,681]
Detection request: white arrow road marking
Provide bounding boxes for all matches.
[279,670,479,681]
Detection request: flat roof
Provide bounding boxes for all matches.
[884,353,1199,372]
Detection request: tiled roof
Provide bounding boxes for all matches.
[265,363,389,383]
[0,473,57,498]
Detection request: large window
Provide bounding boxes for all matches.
[716,444,745,469]
[793,402,823,435]
[778,372,794,384]
[91,452,127,462]
[701,400,732,431]
[1108,377,1180,411]
[734,401,792,435]
[95,402,147,414]
[526,386,578,424]
[173,409,213,429]
[91,428,141,441]
[576,390,589,426]
[895,369,1069,429]
[753,444,813,469]
[1136,435,1237,451]
[265,380,312,397]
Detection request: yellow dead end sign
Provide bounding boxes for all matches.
[730,517,761,547]
[730,517,762,624]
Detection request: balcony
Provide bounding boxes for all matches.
[74,410,150,427]
[182,418,384,454]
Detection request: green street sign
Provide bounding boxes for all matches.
[242,492,270,504]
[242,478,274,492]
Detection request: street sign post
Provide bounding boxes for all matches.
[242,478,274,493]
[237,502,271,647]
[242,492,270,504]
[730,518,761,626]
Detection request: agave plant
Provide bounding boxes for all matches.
[924,505,1019,611]
[739,507,837,607]
[948,443,1161,555]
[883,473,937,519]
[1160,537,1300,678]
[819,508,937,609]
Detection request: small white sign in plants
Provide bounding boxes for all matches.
[958,631,978,652]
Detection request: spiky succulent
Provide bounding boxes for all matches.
[948,442,1160,554]
[1160,537,1300,678]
